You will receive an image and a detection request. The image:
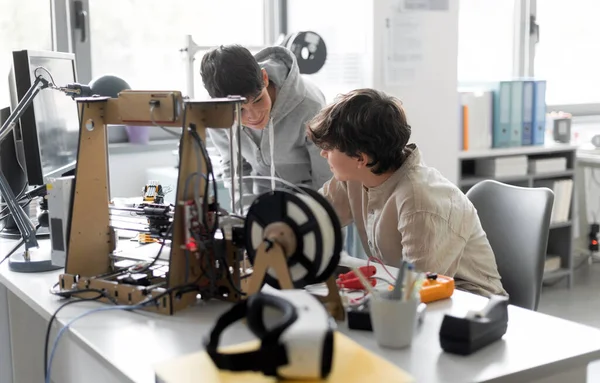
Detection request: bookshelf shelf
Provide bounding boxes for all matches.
[458,144,577,289]
[550,220,572,230]
[459,170,575,187]
[542,268,571,281]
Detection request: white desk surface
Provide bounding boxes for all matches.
[3,242,600,383]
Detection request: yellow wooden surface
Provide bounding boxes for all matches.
[154,331,413,383]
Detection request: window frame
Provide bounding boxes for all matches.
[528,0,600,116]
[51,0,286,142]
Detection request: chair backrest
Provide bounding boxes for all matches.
[466,180,554,311]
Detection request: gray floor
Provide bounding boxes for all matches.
[539,256,600,327]
[538,256,600,381]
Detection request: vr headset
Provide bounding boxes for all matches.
[205,289,335,380]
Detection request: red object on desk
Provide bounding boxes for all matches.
[337,266,377,281]
[337,277,377,290]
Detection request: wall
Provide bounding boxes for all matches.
[108,141,178,198]
[368,0,460,183]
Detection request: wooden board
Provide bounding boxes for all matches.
[154,331,414,383]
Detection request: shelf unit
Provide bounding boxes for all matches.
[458,142,578,288]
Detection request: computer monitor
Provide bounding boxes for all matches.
[10,50,79,186]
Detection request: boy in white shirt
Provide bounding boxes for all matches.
[308,88,506,298]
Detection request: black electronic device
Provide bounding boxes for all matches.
[10,50,79,187]
[347,303,373,331]
[589,223,599,252]
[439,295,509,355]
[0,106,28,236]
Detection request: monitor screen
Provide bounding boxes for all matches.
[28,55,79,180]
[11,50,79,186]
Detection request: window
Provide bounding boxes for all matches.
[457,0,517,82]
[0,0,52,107]
[286,0,370,102]
[88,0,266,93]
[534,0,600,111]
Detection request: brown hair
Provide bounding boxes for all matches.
[307,88,411,174]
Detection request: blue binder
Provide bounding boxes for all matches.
[532,80,547,145]
[493,81,512,148]
[510,80,524,147]
[521,80,535,145]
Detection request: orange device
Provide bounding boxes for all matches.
[419,273,455,303]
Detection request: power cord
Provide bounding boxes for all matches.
[45,282,200,383]
[44,289,112,380]
[149,100,182,138]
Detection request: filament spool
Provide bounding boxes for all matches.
[281,31,327,75]
[244,186,342,289]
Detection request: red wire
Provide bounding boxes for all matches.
[368,256,397,281]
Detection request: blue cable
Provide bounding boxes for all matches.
[45,304,145,383]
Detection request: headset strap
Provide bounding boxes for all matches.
[204,298,290,376]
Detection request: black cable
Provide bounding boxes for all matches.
[0,187,33,219]
[34,66,56,87]
[187,126,246,296]
[0,198,33,222]
[44,290,108,379]
[45,280,202,382]
[188,127,219,235]
[132,222,174,274]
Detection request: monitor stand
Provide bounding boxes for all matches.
[7,240,61,273]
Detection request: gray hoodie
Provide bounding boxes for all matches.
[207,46,332,206]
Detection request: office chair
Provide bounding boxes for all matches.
[466,180,554,311]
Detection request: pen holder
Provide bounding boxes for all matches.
[370,292,419,349]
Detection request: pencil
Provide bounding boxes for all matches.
[351,266,376,296]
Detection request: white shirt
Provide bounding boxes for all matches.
[320,144,507,298]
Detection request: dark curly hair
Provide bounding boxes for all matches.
[200,44,263,99]
[307,88,411,175]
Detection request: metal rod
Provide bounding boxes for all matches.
[0,74,51,250]
[0,173,37,249]
[109,206,144,213]
[0,76,49,144]
[229,117,237,214]
[109,224,151,233]
[236,101,244,216]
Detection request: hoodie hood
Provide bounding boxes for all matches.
[254,46,306,126]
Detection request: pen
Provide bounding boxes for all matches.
[389,261,407,300]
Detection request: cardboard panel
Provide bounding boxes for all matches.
[66,100,112,276]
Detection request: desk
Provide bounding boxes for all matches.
[2,240,600,383]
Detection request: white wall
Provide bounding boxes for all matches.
[368,0,460,183]
[108,144,178,198]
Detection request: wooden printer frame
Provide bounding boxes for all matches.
[58,91,247,315]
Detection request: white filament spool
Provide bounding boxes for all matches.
[295,193,335,279]
[245,187,341,288]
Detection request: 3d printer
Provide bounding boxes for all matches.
[55,90,345,320]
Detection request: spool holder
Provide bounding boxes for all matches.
[246,239,345,322]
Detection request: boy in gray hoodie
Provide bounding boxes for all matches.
[200,45,332,209]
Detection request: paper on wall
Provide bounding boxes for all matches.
[383,0,449,88]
